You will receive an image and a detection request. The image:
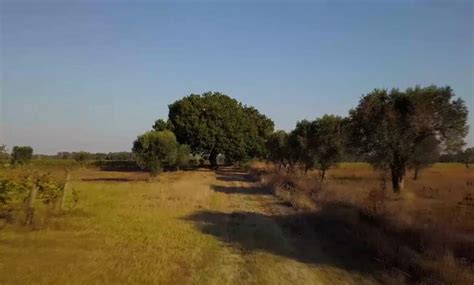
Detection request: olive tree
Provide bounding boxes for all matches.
[309,115,345,181]
[132,130,178,176]
[266,130,290,170]
[349,86,468,193]
[289,120,316,173]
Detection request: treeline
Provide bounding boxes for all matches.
[134,86,469,193]
[1,85,471,193]
[266,86,469,192]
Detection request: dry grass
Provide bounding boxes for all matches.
[0,165,378,284]
[249,162,474,284]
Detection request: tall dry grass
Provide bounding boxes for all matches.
[248,161,474,284]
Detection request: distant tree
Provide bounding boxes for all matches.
[168,92,273,168]
[349,86,468,193]
[132,130,178,176]
[266,131,287,169]
[458,147,474,168]
[0,145,9,161]
[408,136,440,180]
[266,130,295,171]
[309,115,345,181]
[105,152,134,161]
[72,152,91,167]
[175,144,191,170]
[152,119,173,132]
[57,152,72,159]
[93,153,107,160]
[289,120,316,173]
[11,146,33,165]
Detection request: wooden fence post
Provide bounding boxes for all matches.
[25,184,38,225]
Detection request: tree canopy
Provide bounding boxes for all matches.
[168,92,274,168]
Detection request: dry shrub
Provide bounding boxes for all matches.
[264,170,320,211]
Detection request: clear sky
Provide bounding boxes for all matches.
[1,0,473,154]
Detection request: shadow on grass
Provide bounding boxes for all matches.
[184,203,383,278]
[81,177,141,182]
[215,168,259,183]
[211,184,271,195]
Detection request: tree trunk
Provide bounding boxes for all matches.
[413,167,419,180]
[304,165,310,175]
[25,184,39,225]
[391,165,405,193]
[466,162,470,169]
[209,150,218,170]
[319,169,326,182]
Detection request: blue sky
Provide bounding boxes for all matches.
[1,0,473,154]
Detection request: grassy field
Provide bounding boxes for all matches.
[1,163,473,284]
[0,166,378,284]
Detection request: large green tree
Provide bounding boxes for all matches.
[168,92,274,168]
[132,130,178,176]
[349,86,468,193]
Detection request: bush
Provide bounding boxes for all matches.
[132,130,178,176]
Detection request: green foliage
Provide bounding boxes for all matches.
[0,145,9,161]
[408,136,440,179]
[308,115,344,180]
[349,85,468,192]
[132,130,178,176]
[0,177,30,220]
[36,173,64,208]
[176,144,191,169]
[152,119,173,132]
[72,151,91,167]
[266,130,292,169]
[168,92,274,167]
[0,172,67,223]
[11,146,33,165]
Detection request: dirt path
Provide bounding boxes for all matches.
[181,168,379,284]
